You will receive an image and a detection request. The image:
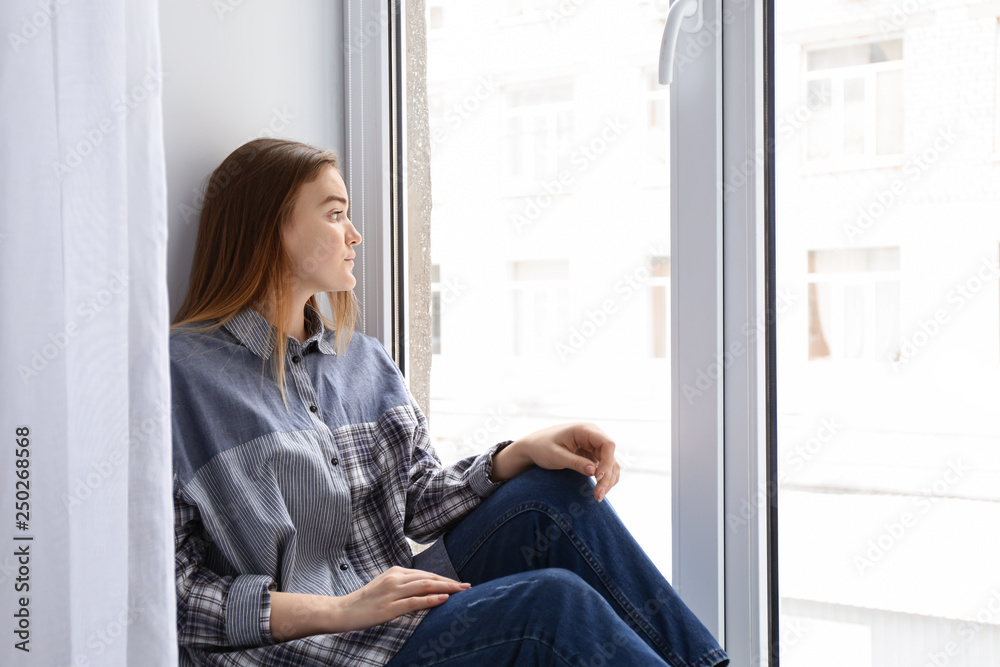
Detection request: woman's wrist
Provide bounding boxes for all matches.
[489,439,534,482]
[269,590,344,641]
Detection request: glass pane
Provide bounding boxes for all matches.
[423,2,673,575]
[875,280,900,361]
[808,282,831,360]
[778,4,1000,666]
[843,283,865,359]
[843,77,866,157]
[877,69,904,155]
[806,79,833,160]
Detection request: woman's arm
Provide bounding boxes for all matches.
[174,475,276,649]
[179,476,468,645]
[269,567,470,641]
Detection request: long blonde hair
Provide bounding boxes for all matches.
[170,138,359,412]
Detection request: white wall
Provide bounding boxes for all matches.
[159,0,345,316]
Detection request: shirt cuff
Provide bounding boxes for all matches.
[470,440,515,498]
[225,574,277,647]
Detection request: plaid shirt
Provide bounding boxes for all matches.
[171,303,510,666]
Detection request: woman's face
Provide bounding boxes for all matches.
[282,165,362,295]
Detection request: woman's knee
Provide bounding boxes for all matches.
[517,567,599,607]
[501,466,596,512]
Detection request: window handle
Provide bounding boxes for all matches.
[658,0,700,85]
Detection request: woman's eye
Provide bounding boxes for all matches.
[329,211,343,220]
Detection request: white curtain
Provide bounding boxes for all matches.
[0,1,175,665]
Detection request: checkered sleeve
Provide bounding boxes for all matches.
[400,386,511,544]
[174,473,277,650]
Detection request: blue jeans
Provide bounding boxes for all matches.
[386,467,729,667]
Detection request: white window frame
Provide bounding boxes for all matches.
[671,0,770,664]
[372,0,775,664]
[342,0,396,352]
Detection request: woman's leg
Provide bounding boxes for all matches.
[440,467,729,667]
[385,568,671,666]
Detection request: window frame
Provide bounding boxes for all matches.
[373,0,778,664]
[669,1,772,664]
[340,0,407,370]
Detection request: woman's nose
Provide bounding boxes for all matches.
[347,220,362,245]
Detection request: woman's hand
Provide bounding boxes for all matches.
[339,566,469,629]
[269,566,468,641]
[490,422,621,502]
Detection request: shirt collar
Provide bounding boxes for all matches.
[223,302,337,361]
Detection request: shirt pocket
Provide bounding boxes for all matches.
[336,422,394,512]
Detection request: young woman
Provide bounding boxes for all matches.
[170,138,729,667]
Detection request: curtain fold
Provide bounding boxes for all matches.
[0,1,175,665]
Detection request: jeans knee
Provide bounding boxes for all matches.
[507,467,595,512]
[523,567,594,603]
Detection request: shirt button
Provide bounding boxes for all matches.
[310,405,318,413]
[339,563,349,571]
[331,457,339,466]
[292,355,301,363]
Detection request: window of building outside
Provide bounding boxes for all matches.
[502,81,574,196]
[420,1,674,576]
[807,247,900,361]
[511,259,570,357]
[776,2,1000,665]
[804,38,904,168]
